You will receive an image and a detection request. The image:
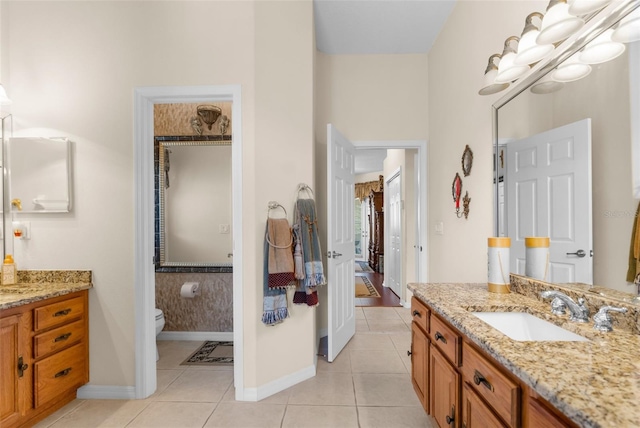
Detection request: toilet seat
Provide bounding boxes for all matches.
[155,308,164,320]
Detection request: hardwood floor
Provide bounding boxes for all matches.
[355,269,401,307]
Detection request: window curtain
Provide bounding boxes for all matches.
[355,175,384,200]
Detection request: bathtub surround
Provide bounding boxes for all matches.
[155,272,232,335]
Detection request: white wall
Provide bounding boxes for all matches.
[3,0,315,394]
[427,1,546,282]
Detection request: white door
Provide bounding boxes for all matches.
[506,119,592,283]
[327,124,356,362]
[388,172,402,297]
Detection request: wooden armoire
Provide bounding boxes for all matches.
[368,188,384,272]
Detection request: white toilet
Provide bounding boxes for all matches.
[155,308,166,361]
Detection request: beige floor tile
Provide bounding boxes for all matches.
[355,307,366,319]
[388,332,411,351]
[221,385,291,404]
[287,372,356,406]
[363,307,403,320]
[350,349,408,374]
[346,332,394,351]
[203,403,285,428]
[395,307,414,324]
[356,319,370,331]
[128,402,216,428]
[282,405,358,428]
[353,374,421,407]
[153,369,184,395]
[32,399,86,427]
[367,319,410,333]
[47,399,151,428]
[156,341,203,369]
[317,349,352,373]
[358,406,436,428]
[154,369,233,402]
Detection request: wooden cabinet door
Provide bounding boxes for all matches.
[462,382,507,428]
[1,314,30,426]
[527,396,574,428]
[430,344,460,428]
[411,322,429,412]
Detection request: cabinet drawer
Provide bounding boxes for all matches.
[429,313,461,366]
[34,319,85,359]
[34,342,87,408]
[34,297,84,332]
[462,342,520,427]
[411,297,429,333]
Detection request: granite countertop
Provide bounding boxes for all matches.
[408,281,640,428]
[0,270,93,310]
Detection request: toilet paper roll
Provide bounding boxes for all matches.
[180,282,200,298]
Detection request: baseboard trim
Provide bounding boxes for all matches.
[239,364,316,402]
[77,385,136,400]
[158,331,234,341]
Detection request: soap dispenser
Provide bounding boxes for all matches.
[2,254,17,285]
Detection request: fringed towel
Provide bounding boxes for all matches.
[262,223,289,326]
[267,218,296,288]
[627,201,640,290]
[293,198,326,306]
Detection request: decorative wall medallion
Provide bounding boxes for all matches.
[462,145,474,176]
[462,191,471,219]
[452,172,462,218]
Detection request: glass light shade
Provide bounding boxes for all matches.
[479,68,509,95]
[515,30,556,65]
[612,8,640,43]
[495,51,530,83]
[552,57,592,82]
[537,1,585,44]
[0,84,11,105]
[531,74,565,94]
[579,29,625,64]
[567,0,611,16]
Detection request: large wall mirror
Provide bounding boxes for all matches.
[155,136,232,272]
[494,1,639,294]
[8,137,72,213]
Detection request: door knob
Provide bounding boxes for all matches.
[326,251,343,259]
[566,249,586,258]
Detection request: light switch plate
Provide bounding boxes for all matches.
[435,221,444,235]
[219,224,230,234]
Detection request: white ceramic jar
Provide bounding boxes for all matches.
[525,237,550,281]
[488,237,511,293]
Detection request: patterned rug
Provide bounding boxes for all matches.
[181,341,233,366]
[355,276,381,298]
[356,261,374,273]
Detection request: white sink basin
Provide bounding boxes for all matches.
[472,312,589,342]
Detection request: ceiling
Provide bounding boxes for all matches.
[314,1,455,174]
[313,0,456,55]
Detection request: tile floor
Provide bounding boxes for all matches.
[34,307,436,428]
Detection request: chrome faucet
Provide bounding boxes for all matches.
[592,306,627,332]
[540,291,589,323]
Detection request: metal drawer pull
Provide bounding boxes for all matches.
[412,310,421,317]
[54,368,72,378]
[17,356,28,377]
[53,309,72,317]
[446,406,455,426]
[473,370,494,392]
[54,333,72,342]
[434,332,447,344]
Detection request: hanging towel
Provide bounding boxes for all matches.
[267,218,296,288]
[262,223,289,326]
[292,198,325,306]
[292,224,305,280]
[627,201,640,284]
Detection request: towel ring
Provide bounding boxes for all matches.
[266,201,293,248]
[297,183,314,199]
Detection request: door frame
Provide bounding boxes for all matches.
[133,85,243,399]
[353,140,428,306]
[385,168,403,299]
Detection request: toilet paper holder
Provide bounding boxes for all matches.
[180,282,201,298]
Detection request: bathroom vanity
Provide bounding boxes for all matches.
[409,275,640,427]
[0,271,92,428]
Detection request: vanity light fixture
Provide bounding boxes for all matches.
[551,55,592,82]
[530,74,565,94]
[515,12,556,65]
[478,54,510,95]
[579,28,626,64]
[612,7,640,43]
[537,0,585,45]
[567,0,611,16]
[495,37,531,84]
[0,84,12,105]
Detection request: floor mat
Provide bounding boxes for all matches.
[355,276,381,298]
[356,261,374,272]
[181,341,233,366]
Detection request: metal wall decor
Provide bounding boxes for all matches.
[197,105,222,130]
[462,191,471,219]
[452,172,463,218]
[462,145,474,176]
